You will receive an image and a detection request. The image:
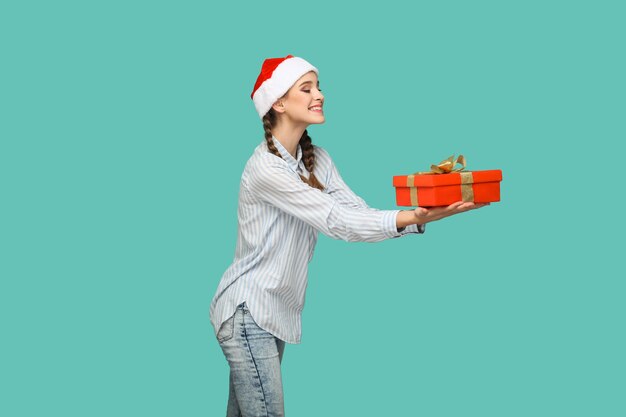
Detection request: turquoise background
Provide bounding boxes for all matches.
[1,0,624,416]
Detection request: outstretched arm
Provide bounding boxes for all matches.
[247,159,406,243]
[321,149,424,234]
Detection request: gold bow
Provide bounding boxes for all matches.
[406,155,474,206]
[414,154,467,175]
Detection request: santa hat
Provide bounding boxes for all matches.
[250,54,318,119]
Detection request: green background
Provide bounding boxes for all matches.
[2,0,624,416]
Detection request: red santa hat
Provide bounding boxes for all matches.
[250,54,319,119]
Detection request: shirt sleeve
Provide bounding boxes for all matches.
[247,157,409,243]
[322,149,426,236]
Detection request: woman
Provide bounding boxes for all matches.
[210,54,487,416]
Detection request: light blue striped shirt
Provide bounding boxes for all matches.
[209,136,425,344]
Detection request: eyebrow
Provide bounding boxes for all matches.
[299,81,320,87]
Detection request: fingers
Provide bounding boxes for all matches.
[414,202,491,224]
[449,201,490,211]
[447,201,466,210]
[456,202,476,211]
[463,202,490,210]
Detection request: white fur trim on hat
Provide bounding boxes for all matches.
[252,57,318,119]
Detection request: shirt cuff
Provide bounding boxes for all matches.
[399,223,426,235]
[385,210,426,238]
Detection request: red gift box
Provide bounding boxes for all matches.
[393,155,502,207]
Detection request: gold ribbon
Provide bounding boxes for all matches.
[421,154,467,175]
[460,172,475,202]
[406,155,474,206]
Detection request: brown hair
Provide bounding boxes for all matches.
[262,109,325,191]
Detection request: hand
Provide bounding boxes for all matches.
[413,201,489,225]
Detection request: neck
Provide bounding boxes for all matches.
[271,121,307,158]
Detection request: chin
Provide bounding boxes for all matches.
[309,115,325,124]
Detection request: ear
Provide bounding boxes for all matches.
[271,99,286,114]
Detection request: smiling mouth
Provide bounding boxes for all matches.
[309,106,323,112]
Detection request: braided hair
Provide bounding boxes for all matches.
[262,110,325,191]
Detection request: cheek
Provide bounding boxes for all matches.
[294,93,310,107]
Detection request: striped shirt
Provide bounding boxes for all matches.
[209,136,425,344]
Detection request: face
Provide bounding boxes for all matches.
[272,71,325,126]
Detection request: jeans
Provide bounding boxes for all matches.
[217,302,286,417]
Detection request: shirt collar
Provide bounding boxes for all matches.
[272,136,302,172]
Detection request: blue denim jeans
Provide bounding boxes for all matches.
[217,301,286,417]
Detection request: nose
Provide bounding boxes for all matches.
[313,87,324,100]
